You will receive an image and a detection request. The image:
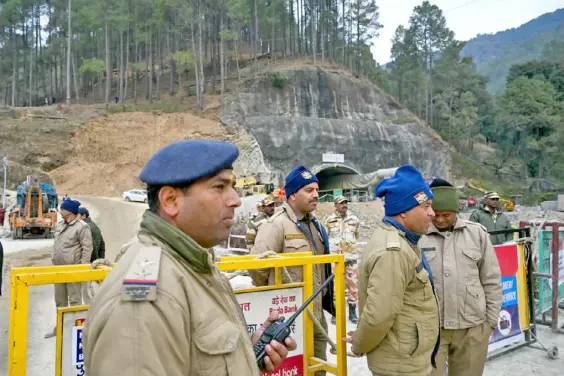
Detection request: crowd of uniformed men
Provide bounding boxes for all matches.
[41,139,509,376]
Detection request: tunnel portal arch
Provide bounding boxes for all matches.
[311,163,366,201]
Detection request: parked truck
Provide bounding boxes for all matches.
[9,176,58,239]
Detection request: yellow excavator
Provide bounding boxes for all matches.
[464,182,515,212]
[234,176,275,197]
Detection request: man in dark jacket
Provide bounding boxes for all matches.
[469,191,513,245]
[78,207,105,305]
[78,207,105,261]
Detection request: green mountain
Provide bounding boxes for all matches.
[461,8,564,92]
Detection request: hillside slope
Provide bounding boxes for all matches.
[461,8,564,91]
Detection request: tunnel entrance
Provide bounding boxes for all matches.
[311,163,371,203]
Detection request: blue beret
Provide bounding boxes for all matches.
[375,164,434,216]
[284,166,319,197]
[139,140,239,186]
[61,199,81,214]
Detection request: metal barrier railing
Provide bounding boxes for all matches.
[518,221,564,333]
[7,253,348,376]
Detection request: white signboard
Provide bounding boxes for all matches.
[322,153,344,163]
[236,287,304,376]
[60,309,88,376]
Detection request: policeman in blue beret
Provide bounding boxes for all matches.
[84,140,297,376]
[249,165,334,376]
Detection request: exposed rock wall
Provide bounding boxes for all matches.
[222,66,451,185]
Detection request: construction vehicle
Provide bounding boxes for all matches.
[235,176,275,197]
[464,182,515,212]
[9,176,58,239]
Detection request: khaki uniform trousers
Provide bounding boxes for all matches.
[330,257,359,306]
[432,321,491,376]
[55,282,82,307]
[314,313,328,376]
[82,282,93,305]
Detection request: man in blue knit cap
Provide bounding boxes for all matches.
[45,199,93,338]
[250,165,335,376]
[84,140,296,375]
[347,164,440,376]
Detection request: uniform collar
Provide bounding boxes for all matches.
[282,201,315,223]
[139,210,212,274]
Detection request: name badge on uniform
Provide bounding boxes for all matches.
[285,233,306,240]
[121,246,162,302]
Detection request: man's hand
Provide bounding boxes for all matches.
[343,330,363,356]
[251,311,298,373]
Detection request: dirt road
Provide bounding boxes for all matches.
[0,196,146,375]
[0,196,563,375]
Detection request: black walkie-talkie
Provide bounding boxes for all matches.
[254,273,335,370]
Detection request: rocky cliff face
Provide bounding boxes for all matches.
[221,66,451,185]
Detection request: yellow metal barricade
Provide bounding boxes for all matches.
[7,265,110,376]
[7,253,347,376]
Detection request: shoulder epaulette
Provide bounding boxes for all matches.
[386,230,401,250]
[270,209,285,222]
[463,219,488,233]
[121,245,162,302]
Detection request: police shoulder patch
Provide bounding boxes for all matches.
[121,245,162,302]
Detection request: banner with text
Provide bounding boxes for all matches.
[236,287,304,376]
[488,243,524,352]
[59,309,88,376]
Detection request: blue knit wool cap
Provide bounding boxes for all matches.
[139,140,239,186]
[285,166,319,197]
[375,164,434,216]
[61,199,81,214]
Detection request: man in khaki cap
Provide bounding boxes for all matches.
[246,195,276,249]
[324,195,360,324]
[420,178,502,376]
[469,191,513,245]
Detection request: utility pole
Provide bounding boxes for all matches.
[2,157,8,209]
[66,0,72,106]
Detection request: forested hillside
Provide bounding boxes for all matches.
[460,8,564,92]
[0,0,384,108]
[379,2,564,186]
[1,0,563,191]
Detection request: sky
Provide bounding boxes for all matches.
[371,0,564,64]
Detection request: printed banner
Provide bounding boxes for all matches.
[60,311,88,376]
[235,287,304,376]
[488,243,523,352]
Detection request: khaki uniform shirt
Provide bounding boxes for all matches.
[249,202,327,317]
[354,221,439,376]
[324,211,360,259]
[52,218,93,265]
[83,232,260,376]
[419,217,502,330]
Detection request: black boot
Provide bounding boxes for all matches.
[348,303,358,324]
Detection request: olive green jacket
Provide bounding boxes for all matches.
[469,205,513,245]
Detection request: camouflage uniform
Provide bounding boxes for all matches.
[246,195,276,249]
[324,211,360,304]
[245,212,269,248]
